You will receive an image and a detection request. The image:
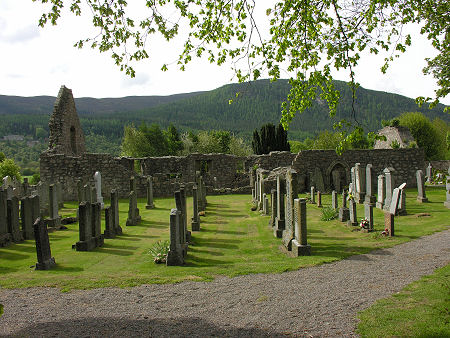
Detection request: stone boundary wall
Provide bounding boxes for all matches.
[292,148,425,192]
[40,148,425,200]
[430,160,450,172]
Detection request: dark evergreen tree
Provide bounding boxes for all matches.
[276,123,290,151]
[252,129,262,155]
[252,123,290,154]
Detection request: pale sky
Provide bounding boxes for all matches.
[0,0,448,106]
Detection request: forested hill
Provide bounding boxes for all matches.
[0,79,448,141]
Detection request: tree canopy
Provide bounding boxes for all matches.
[34,0,449,126]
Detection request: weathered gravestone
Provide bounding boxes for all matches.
[383,167,395,212]
[180,186,191,242]
[282,169,298,251]
[274,174,285,238]
[291,198,311,256]
[129,176,140,217]
[145,176,155,209]
[166,208,184,266]
[103,206,115,238]
[0,188,12,246]
[310,186,315,204]
[94,171,104,208]
[331,190,338,210]
[364,164,376,205]
[75,202,96,251]
[91,202,104,247]
[76,179,83,204]
[316,191,323,208]
[47,184,61,228]
[126,190,141,226]
[191,185,200,231]
[7,196,23,242]
[362,204,374,232]
[110,190,122,235]
[56,182,64,208]
[22,178,30,197]
[384,212,395,236]
[348,198,358,227]
[174,190,188,253]
[416,170,428,203]
[258,172,265,211]
[263,194,269,216]
[397,183,407,215]
[445,167,450,209]
[33,217,56,270]
[355,163,366,204]
[350,167,356,195]
[376,174,386,209]
[20,196,34,240]
[269,189,277,228]
[389,188,401,216]
[426,163,432,183]
[338,190,349,222]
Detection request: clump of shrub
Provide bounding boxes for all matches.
[390,140,401,149]
[149,240,170,264]
[321,206,338,221]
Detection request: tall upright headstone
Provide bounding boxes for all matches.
[383,167,395,212]
[316,191,323,208]
[291,198,311,256]
[258,174,265,211]
[426,163,432,183]
[445,167,450,209]
[384,212,395,236]
[145,176,155,209]
[363,204,374,232]
[180,186,191,242]
[348,198,358,226]
[21,196,34,240]
[274,174,285,238]
[310,186,315,204]
[263,194,269,216]
[364,164,375,205]
[331,190,338,210]
[91,202,104,247]
[174,190,188,253]
[76,179,83,204]
[389,187,401,216]
[7,196,23,242]
[376,174,386,209]
[167,208,184,266]
[355,163,366,203]
[75,202,96,251]
[338,190,349,222]
[110,189,122,235]
[350,167,356,194]
[47,184,61,228]
[397,183,407,216]
[0,188,12,246]
[191,185,200,231]
[416,170,428,202]
[103,206,115,238]
[269,189,277,228]
[126,190,141,226]
[33,217,56,270]
[282,169,298,251]
[94,171,104,208]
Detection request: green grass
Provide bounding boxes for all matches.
[0,187,448,291]
[357,263,450,337]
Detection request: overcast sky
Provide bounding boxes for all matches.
[0,0,448,106]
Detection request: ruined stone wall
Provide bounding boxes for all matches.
[292,148,425,192]
[430,160,450,172]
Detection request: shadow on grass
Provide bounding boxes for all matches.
[188,246,225,256]
[309,242,373,259]
[0,250,32,260]
[194,237,241,250]
[184,255,230,266]
[0,266,21,273]
[101,243,139,251]
[52,265,84,272]
[116,233,156,240]
[0,242,35,253]
[95,247,135,256]
[201,228,246,235]
[204,219,229,225]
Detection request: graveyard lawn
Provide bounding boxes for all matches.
[357,263,450,337]
[0,187,448,291]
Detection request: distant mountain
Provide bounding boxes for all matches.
[0,79,448,142]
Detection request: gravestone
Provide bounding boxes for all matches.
[0,188,12,246]
[282,169,298,251]
[47,184,61,228]
[338,190,349,222]
[7,196,23,242]
[363,204,374,232]
[348,198,358,226]
[76,179,83,204]
[389,188,401,216]
[331,190,338,210]
[383,167,395,212]
[83,184,91,203]
[75,202,96,251]
[22,178,30,197]
[416,170,428,202]
[145,176,155,209]
[2,176,12,190]
[263,194,269,216]
[364,164,376,205]
[384,212,395,236]
[258,175,265,211]
[126,190,141,226]
[316,191,323,208]
[196,173,206,212]
[180,186,191,242]
[350,167,356,194]
[310,186,315,204]
[103,206,115,238]
[94,171,104,208]
[376,174,386,209]
[33,217,56,270]
[445,167,450,209]
[191,185,200,231]
[291,198,311,256]
[56,182,64,208]
[269,189,277,228]
[167,208,184,266]
[426,163,432,183]
[274,174,285,238]
[174,190,188,253]
[251,188,255,203]
[110,190,123,235]
[355,163,366,204]
[397,183,407,215]
[91,202,104,247]
[21,196,34,240]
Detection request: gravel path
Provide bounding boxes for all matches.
[1,229,449,337]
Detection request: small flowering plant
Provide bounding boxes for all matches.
[149,240,170,264]
[347,192,354,201]
[381,228,390,236]
[359,218,370,230]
